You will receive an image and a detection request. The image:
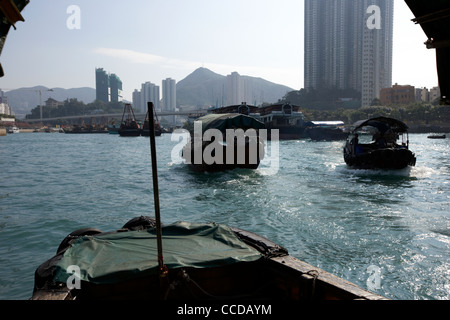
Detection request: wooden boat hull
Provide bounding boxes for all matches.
[118,128,141,137]
[31,217,385,300]
[182,141,264,172]
[307,127,348,141]
[344,147,416,169]
[141,129,162,137]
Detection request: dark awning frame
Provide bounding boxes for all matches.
[352,117,409,134]
[405,0,450,105]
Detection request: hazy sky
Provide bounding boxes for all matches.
[0,0,439,101]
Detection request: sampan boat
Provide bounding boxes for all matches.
[31,216,385,301]
[182,113,266,172]
[344,117,416,170]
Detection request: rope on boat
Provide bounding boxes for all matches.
[306,270,319,298]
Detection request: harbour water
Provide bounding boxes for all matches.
[0,132,448,300]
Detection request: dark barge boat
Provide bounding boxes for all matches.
[305,121,349,141]
[344,117,416,170]
[141,104,162,137]
[118,103,141,137]
[212,103,306,140]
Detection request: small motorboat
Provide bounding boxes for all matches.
[427,134,446,139]
[7,126,20,134]
[343,117,416,170]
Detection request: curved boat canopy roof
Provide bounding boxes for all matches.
[352,117,409,134]
[304,121,344,127]
[194,113,265,134]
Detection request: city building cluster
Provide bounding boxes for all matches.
[89,1,440,115]
[380,85,441,105]
[132,78,176,114]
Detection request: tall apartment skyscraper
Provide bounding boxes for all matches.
[162,78,176,124]
[304,0,394,106]
[226,72,242,106]
[226,72,255,106]
[95,68,123,103]
[140,82,160,112]
[109,74,123,103]
[95,68,109,102]
[162,78,176,111]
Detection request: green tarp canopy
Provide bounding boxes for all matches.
[54,222,262,285]
[193,113,265,134]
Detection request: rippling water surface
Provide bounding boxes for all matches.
[0,132,449,300]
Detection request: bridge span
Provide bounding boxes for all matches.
[24,110,208,123]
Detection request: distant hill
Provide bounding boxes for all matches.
[5,86,96,118]
[177,67,294,107]
[5,68,293,118]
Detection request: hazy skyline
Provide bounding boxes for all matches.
[0,0,439,102]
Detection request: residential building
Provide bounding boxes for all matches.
[380,84,415,105]
[141,82,160,112]
[0,102,11,115]
[429,87,441,102]
[162,78,176,124]
[225,72,257,106]
[132,89,141,111]
[95,68,122,103]
[95,68,109,102]
[226,72,242,106]
[0,90,9,105]
[304,0,394,106]
[415,86,441,103]
[45,98,63,108]
[162,78,176,111]
[416,88,430,102]
[109,73,123,103]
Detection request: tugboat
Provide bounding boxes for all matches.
[343,117,416,170]
[118,104,141,137]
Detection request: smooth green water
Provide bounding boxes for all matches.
[0,132,448,299]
